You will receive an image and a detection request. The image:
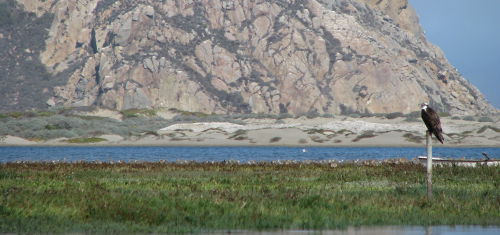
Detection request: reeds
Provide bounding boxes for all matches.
[1,162,498,233]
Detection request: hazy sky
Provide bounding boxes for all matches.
[409,0,500,109]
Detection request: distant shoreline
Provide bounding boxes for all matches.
[2,115,499,147]
[1,142,499,148]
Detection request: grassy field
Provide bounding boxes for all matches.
[0,162,498,233]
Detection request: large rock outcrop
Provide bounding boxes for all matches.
[2,0,497,115]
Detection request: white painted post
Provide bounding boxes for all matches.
[426,130,433,198]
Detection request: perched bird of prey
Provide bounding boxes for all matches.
[420,103,444,144]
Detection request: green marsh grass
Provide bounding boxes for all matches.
[65,137,107,143]
[0,162,498,233]
[120,108,157,118]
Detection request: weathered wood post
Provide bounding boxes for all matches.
[425,226,432,235]
[426,130,433,198]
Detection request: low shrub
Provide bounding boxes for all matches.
[478,116,494,122]
[321,113,335,118]
[348,113,361,118]
[337,129,354,136]
[0,110,57,119]
[438,112,450,117]
[274,119,285,124]
[19,129,78,140]
[66,137,107,143]
[306,129,326,135]
[37,111,56,117]
[477,125,500,134]
[352,131,377,142]
[269,137,281,143]
[385,112,403,119]
[405,111,420,118]
[404,112,420,122]
[403,132,424,143]
[171,115,198,123]
[305,111,320,119]
[228,129,247,140]
[278,113,293,119]
[310,135,326,143]
[0,111,171,140]
[5,112,24,119]
[121,109,157,118]
[463,116,475,121]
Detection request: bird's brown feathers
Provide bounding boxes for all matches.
[421,106,444,144]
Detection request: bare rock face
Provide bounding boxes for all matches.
[3,0,497,115]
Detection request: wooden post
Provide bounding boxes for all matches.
[426,130,433,198]
[425,226,432,235]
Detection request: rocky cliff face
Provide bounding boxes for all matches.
[2,0,497,115]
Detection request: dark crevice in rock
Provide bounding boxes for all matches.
[211,28,241,54]
[94,0,119,14]
[322,27,342,73]
[103,31,116,48]
[90,28,98,54]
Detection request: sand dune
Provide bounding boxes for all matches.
[1,117,498,147]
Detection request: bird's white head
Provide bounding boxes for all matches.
[420,103,428,111]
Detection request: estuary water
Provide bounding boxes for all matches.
[0,146,498,163]
[215,226,500,235]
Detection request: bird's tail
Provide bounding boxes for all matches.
[435,132,444,144]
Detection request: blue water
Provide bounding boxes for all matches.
[230,226,500,235]
[0,146,498,163]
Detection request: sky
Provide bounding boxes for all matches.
[409,0,500,109]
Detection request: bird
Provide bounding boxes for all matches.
[420,103,444,144]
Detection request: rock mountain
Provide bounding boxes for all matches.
[1,0,497,115]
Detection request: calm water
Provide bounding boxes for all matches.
[217,226,500,235]
[0,146,498,163]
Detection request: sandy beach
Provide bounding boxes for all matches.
[1,116,498,147]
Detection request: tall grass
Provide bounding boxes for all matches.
[0,162,498,233]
